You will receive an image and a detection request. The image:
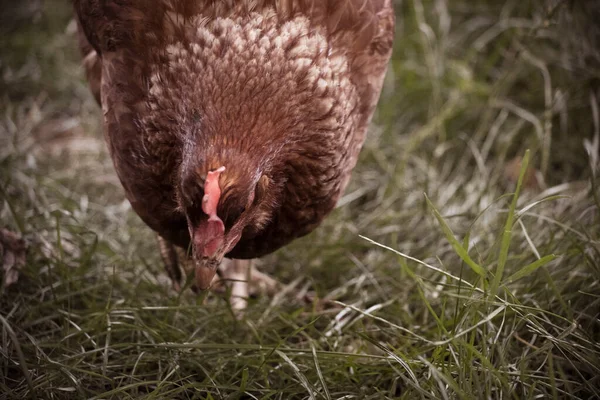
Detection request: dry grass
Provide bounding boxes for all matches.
[1,0,599,398]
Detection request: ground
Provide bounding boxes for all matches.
[1,0,599,398]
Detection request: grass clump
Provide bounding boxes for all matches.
[1,0,599,398]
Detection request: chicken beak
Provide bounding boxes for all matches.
[192,231,242,291]
[194,256,221,290]
[189,217,225,290]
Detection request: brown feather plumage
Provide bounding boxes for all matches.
[74,0,394,287]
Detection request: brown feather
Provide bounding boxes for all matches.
[75,0,394,262]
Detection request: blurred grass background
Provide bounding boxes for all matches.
[1,0,599,398]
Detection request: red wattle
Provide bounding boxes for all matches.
[193,217,225,257]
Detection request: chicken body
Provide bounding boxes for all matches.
[75,0,394,292]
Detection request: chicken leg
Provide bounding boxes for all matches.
[215,259,280,310]
[157,235,184,291]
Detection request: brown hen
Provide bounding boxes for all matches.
[74,0,395,303]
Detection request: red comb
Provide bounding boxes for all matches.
[202,166,225,219]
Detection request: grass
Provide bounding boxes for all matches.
[1,0,599,398]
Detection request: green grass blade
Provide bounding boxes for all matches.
[425,194,486,279]
[505,254,558,284]
[311,344,331,400]
[490,150,530,298]
[276,350,318,400]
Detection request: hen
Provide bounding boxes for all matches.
[74,0,394,304]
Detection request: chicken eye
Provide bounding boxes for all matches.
[223,205,246,231]
[180,172,204,208]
